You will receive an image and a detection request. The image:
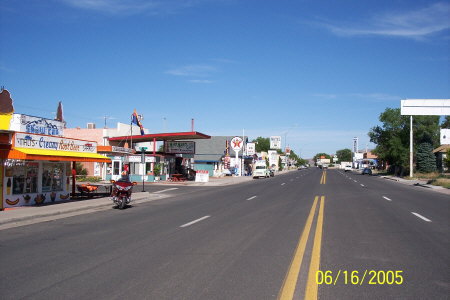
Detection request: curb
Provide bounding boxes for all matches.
[0,193,153,227]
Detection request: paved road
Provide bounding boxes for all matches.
[0,169,448,299]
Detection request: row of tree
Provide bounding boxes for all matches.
[368,108,449,175]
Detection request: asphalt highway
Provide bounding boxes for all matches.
[0,169,448,299]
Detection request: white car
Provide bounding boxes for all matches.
[253,164,270,178]
[344,165,352,172]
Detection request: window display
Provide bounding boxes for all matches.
[42,163,64,192]
[9,161,38,195]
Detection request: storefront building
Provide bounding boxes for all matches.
[1,132,110,209]
[108,131,211,182]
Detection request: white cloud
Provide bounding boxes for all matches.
[321,2,450,40]
[188,79,214,84]
[312,92,400,102]
[165,64,217,77]
[59,0,203,15]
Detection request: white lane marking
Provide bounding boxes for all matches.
[180,216,211,228]
[246,196,257,201]
[354,180,358,183]
[154,188,179,193]
[360,184,365,187]
[281,183,286,185]
[411,212,432,222]
[383,196,392,201]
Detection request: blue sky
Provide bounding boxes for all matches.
[1,0,449,158]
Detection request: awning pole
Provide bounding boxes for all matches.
[72,161,76,197]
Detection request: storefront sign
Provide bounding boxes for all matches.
[112,146,134,154]
[164,141,195,154]
[127,155,155,163]
[10,114,65,136]
[14,133,97,153]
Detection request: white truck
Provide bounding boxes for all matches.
[253,161,270,178]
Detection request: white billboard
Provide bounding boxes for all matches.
[401,99,450,116]
[441,129,450,145]
[246,143,256,155]
[270,136,281,149]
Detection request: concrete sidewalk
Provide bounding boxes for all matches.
[1,171,289,230]
[380,175,450,195]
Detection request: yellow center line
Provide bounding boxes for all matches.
[278,196,319,300]
[320,171,327,184]
[304,195,325,300]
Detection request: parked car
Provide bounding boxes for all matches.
[344,165,352,172]
[361,168,372,175]
[253,161,270,178]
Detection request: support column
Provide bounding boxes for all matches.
[410,116,413,178]
[72,161,76,197]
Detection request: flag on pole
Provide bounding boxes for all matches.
[131,109,145,135]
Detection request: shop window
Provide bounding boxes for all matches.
[42,163,64,192]
[113,161,120,175]
[8,161,38,195]
[129,162,141,175]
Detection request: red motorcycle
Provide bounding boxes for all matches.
[110,177,137,209]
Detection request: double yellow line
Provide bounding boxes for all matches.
[320,170,327,184]
[278,196,325,300]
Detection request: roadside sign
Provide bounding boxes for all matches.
[231,137,243,152]
[270,136,281,149]
[246,143,256,155]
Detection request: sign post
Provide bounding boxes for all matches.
[231,137,243,176]
[140,147,147,192]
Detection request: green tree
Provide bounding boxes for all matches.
[368,108,440,175]
[416,143,437,173]
[336,149,352,162]
[368,108,410,175]
[414,115,440,146]
[75,162,88,176]
[253,137,270,152]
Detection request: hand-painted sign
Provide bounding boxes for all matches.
[164,141,195,154]
[14,132,97,153]
[10,114,65,136]
[231,137,243,152]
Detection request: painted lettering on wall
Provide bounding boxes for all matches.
[14,133,97,153]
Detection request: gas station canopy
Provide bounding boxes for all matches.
[108,131,211,143]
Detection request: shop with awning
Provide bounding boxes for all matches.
[1,132,110,209]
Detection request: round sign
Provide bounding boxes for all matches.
[231,137,243,152]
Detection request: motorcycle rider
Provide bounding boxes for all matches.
[112,171,133,204]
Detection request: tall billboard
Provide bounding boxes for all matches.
[270,136,281,149]
[401,99,450,116]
